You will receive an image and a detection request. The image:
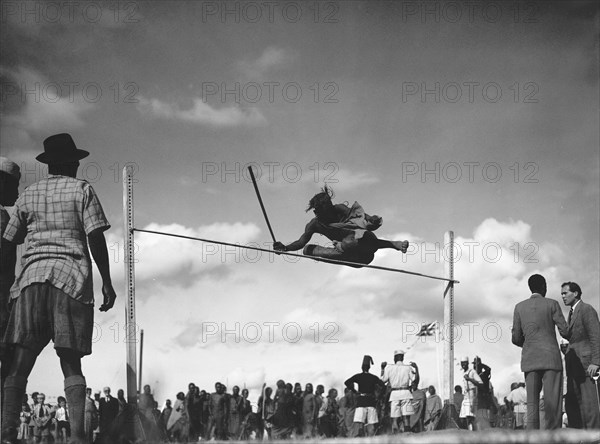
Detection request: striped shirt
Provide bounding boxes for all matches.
[3,175,110,304]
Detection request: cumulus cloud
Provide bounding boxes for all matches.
[137,96,266,127]
[105,221,261,288]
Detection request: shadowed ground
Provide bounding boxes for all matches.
[133,429,600,444]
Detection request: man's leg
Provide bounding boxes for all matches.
[579,374,600,429]
[375,239,409,253]
[542,369,563,430]
[58,349,86,443]
[2,346,38,442]
[525,371,542,429]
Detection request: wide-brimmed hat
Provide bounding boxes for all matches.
[36,133,89,164]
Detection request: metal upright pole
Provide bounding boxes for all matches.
[139,329,144,394]
[123,165,138,405]
[443,231,455,405]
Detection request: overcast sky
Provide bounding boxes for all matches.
[1,0,598,406]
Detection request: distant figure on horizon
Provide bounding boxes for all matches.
[274,186,408,267]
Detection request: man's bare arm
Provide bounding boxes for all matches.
[274,221,316,251]
[88,228,117,311]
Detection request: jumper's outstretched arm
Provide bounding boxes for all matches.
[274,222,315,251]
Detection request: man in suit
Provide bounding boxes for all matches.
[99,386,120,439]
[512,274,569,429]
[561,281,600,429]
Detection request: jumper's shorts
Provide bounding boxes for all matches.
[353,406,378,425]
[3,283,94,356]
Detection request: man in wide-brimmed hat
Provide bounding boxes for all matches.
[1,133,117,444]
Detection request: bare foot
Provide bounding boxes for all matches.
[393,240,409,253]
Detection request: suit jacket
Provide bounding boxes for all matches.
[512,293,569,372]
[99,396,120,431]
[566,301,600,370]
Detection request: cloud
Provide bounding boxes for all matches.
[237,46,293,78]
[105,221,262,288]
[137,96,266,127]
[1,67,93,135]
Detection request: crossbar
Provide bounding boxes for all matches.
[132,228,459,284]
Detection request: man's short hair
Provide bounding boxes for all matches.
[528,274,546,294]
[561,281,582,298]
[454,385,462,393]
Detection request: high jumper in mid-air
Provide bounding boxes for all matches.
[273,186,409,268]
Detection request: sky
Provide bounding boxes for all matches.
[1,0,599,407]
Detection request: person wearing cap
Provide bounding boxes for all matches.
[512,274,569,430]
[344,355,385,437]
[458,356,483,430]
[0,156,20,409]
[381,349,416,433]
[1,134,117,444]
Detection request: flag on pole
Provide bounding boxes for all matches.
[416,321,438,337]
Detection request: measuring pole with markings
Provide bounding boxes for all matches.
[123,165,138,405]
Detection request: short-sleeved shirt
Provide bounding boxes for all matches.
[506,387,527,413]
[3,175,110,304]
[382,362,416,401]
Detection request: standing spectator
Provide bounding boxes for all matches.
[29,392,39,438]
[0,134,117,444]
[99,386,120,439]
[505,382,527,429]
[257,385,275,440]
[159,399,172,435]
[512,274,569,429]
[301,383,317,438]
[453,386,465,428]
[381,349,416,433]
[32,393,53,443]
[55,396,70,443]
[84,388,98,443]
[167,392,188,442]
[459,356,483,430]
[561,281,600,429]
[185,383,199,441]
[17,402,31,443]
[319,388,339,437]
[208,382,228,440]
[424,386,442,431]
[116,389,127,413]
[138,384,156,421]
[408,364,426,433]
[344,355,385,437]
[337,388,356,437]
[271,380,295,440]
[473,356,493,429]
[292,383,303,437]
[315,384,325,435]
[0,157,20,407]
[228,385,243,439]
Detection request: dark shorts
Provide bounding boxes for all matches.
[3,283,94,356]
